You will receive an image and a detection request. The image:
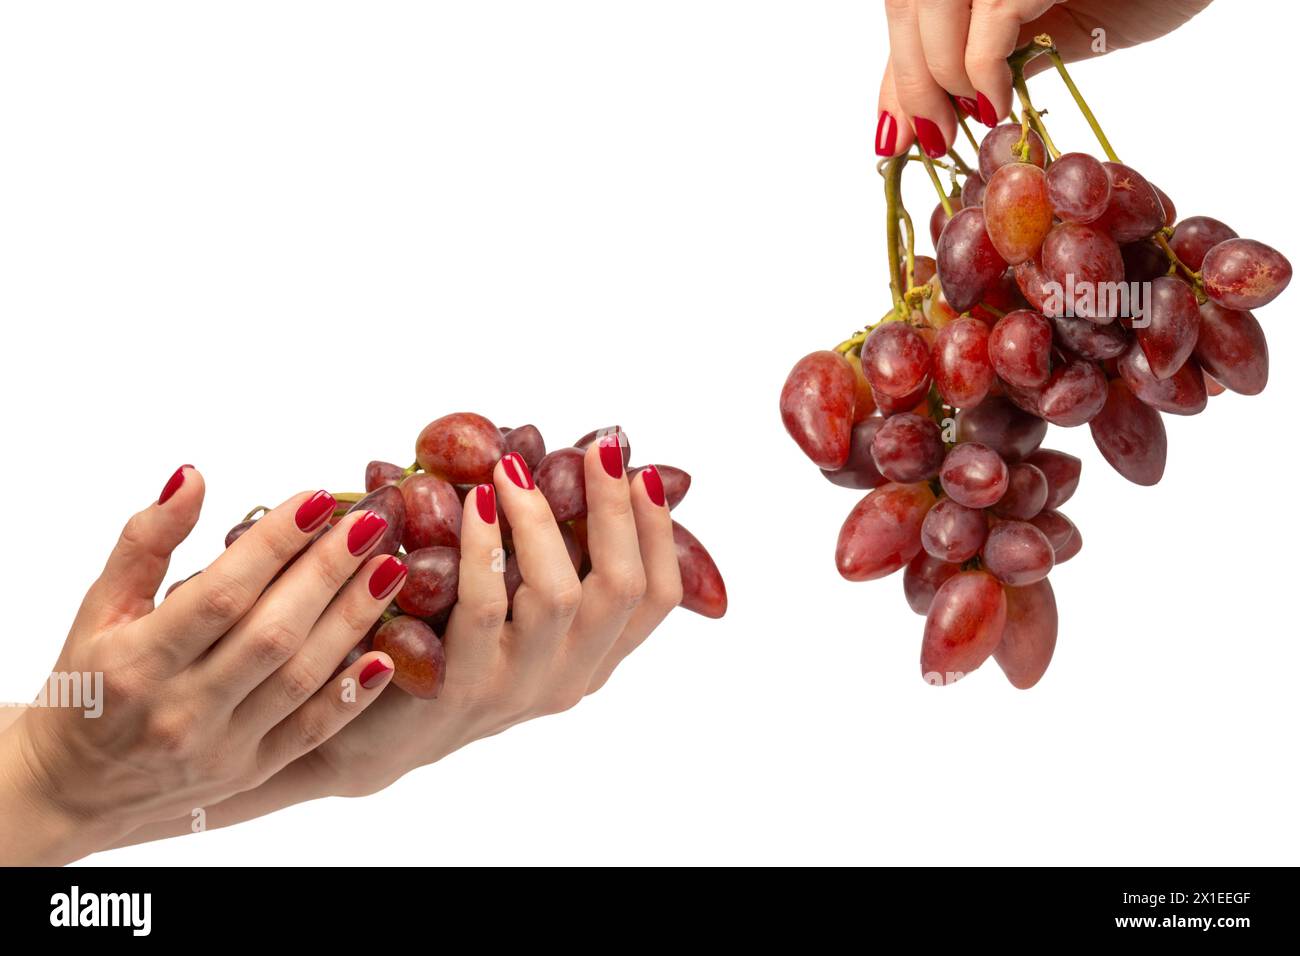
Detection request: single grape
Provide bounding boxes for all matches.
[847,349,878,421]
[395,546,459,619]
[629,464,692,508]
[909,254,938,287]
[835,482,936,582]
[874,375,932,417]
[416,412,506,485]
[1201,238,1292,310]
[1168,216,1237,271]
[399,473,463,550]
[983,163,1054,265]
[992,578,1058,690]
[780,351,857,469]
[1087,378,1167,486]
[870,413,945,483]
[921,497,988,563]
[373,616,446,699]
[1203,370,1227,397]
[502,425,547,470]
[978,124,1045,182]
[345,485,406,556]
[929,194,960,247]
[365,460,406,493]
[821,418,888,489]
[981,520,1054,586]
[1152,184,1176,227]
[225,518,257,548]
[988,309,1052,387]
[861,323,931,399]
[961,172,987,207]
[1121,239,1169,284]
[1056,526,1082,564]
[1135,275,1200,380]
[575,427,631,469]
[903,552,961,616]
[1012,257,1059,317]
[1051,313,1130,360]
[535,447,587,522]
[1022,449,1081,510]
[1037,358,1107,427]
[1044,152,1109,223]
[1194,301,1268,396]
[991,462,1048,520]
[970,268,1029,327]
[673,521,727,618]
[920,570,1008,685]
[936,206,1009,313]
[1096,162,1164,243]
[932,317,994,408]
[1040,222,1125,322]
[1028,509,1077,552]
[1117,343,1207,415]
[954,395,1047,462]
[940,441,1009,508]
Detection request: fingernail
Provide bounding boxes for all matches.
[347,510,388,556]
[368,556,407,600]
[598,432,624,479]
[359,658,393,689]
[475,484,497,524]
[913,117,946,158]
[874,110,897,157]
[976,92,998,127]
[642,465,666,507]
[157,465,194,505]
[501,453,534,490]
[295,490,337,532]
[955,96,979,121]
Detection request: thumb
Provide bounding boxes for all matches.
[78,465,206,631]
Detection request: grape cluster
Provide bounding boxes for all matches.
[782,117,1291,689]
[222,413,726,699]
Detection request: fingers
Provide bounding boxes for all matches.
[495,453,582,679]
[965,0,1048,124]
[875,60,914,158]
[233,553,407,735]
[882,0,956,158]
[256,650,395,774]
[81,465,204,630]
[562,433,645,674]
[443,483,508,679]
[917,0,976,101]
[143,489,339,667]
[588,466,682,693]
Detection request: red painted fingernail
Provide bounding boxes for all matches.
[347,510,388,556]
[359,658,393,689]
[598,433,624,479]
[976,92,998,127]
[913,117,946,158]
[368,556,407,600]
[475,484,497,524]
[501,453,534,490]
[295,490,337,532]
[955,96,979,121]
[642,465,666,507]
[874,110,897,156]
[157,465,194,505]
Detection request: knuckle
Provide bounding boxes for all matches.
[248,620,301,670]
[337,596,381,637]
[295,709,334,751]
[606,570,647,611]
[307,550,351,594]
[197,572,251,628]
[891,71,934,101]
[542,581,584,621]
[648,574,684,613]
[119,513,151,552]
[883,0,912,16]
[276,661,319,706]
[146,708,196,755]
[544,687,584,716]
[473,598,510,631]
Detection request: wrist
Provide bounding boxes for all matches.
[0,712,121,865]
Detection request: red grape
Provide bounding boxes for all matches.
[1201,238,1292,310]
[395,546,459,619]
[780,351,857,468]
[940,441,1009,508]
[1153,184,1176,227]
[929,195,959,247]
[991,462,1048,520]
[1022,449,1081,510]
[535,447,587,521]
[835,482,936,582]
[920,570,1008,684]
[365,460,405,492]
[989,309,1053,387]
[1135,275,1200,380]
[933,317,995,407]
[1051,313,1130,360]
[874,375,932,417]
[1037,358,1107,427]
[1194,301,1268,396]
[861,323,931,399]
[954,395,1047,462]
[1028,509,1077,552]
[1041,222,1125,322]
[870,413,945,483]
[1044,152,1109,223]
[983,163,1054,264]
[1169,216,1237,271]
[1056,526,1082,564]
[399,473,463,550]
[981,520,1054,586]
[1117,343,1207,415]
[1012,256,1059,317]
[225,518,257,548]
[1087,378,1167,485]
[674,521,727,618]
[1121,239,1170,284]
[936,207,1008,313]
[978,124,1045,182]
[416,412,506,485]
[821,418,888,489]
[1096,162,1164,243]
[961,172,987,208]
[993,579,1058,689]
[921,497,988,563]
[903,552,961,616]
[373,616,446,699]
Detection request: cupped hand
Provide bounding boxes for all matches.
[874,0,1213,158]
[0,468,402,864]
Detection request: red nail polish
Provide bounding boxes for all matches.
[359,658,393,689]
[976,92,998,127]
[157,465,193,505]
[598,433,624,479]
[368,556,407,600]
[295,490,337,532]
[347,510,388,556]
[874,110,897,156]
[955,96,979,121]
[914,117,946,158]
[475,484,497,524]
[501,453,534,490]
[642,465,666,507]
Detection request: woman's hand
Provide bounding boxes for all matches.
[0,468,403,864]
[874,0,1213,158]
[118,439,683,843]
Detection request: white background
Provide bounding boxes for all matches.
[1,1,1294,865]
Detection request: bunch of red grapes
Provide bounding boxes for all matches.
[782,117,1291,689]
[221,413,726,699]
